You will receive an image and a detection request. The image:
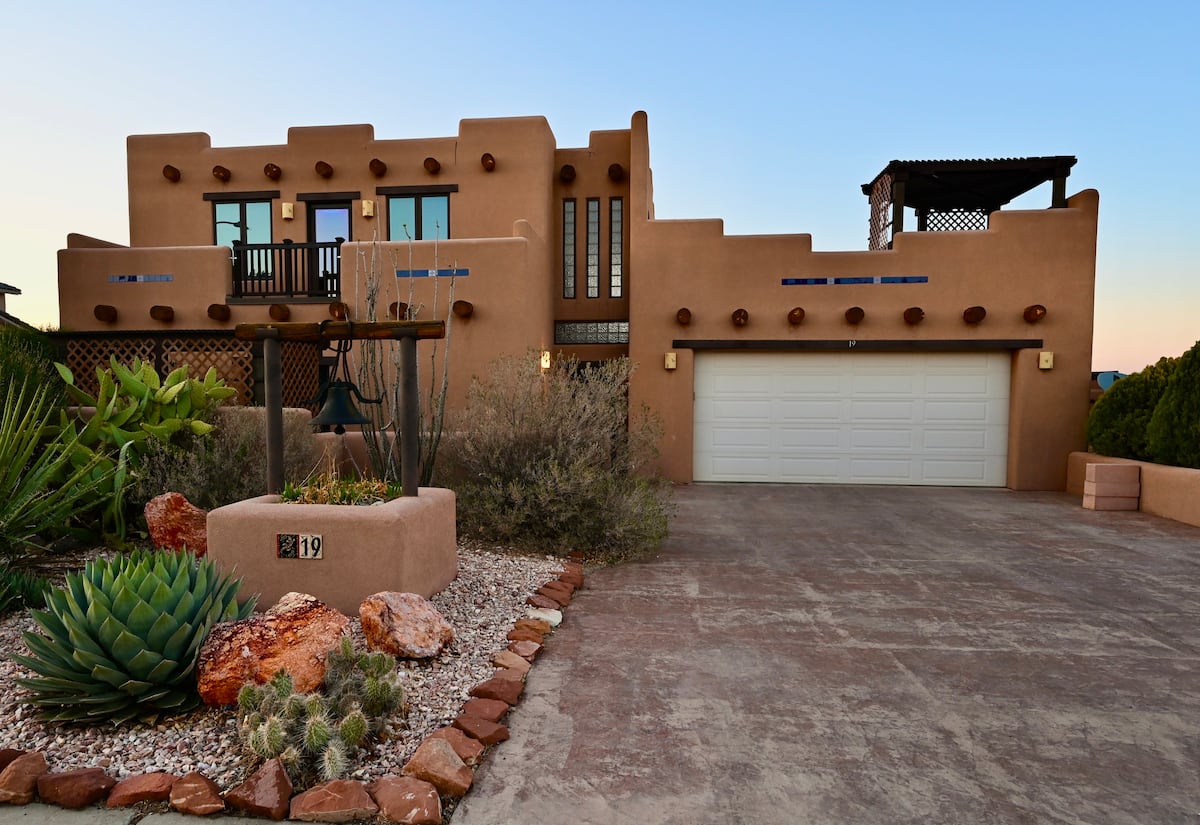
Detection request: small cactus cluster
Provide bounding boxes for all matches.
[235,637,406,788]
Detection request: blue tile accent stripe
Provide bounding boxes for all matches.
[781,276,928,286]
[395,268,469,278]
[108,274,173,283]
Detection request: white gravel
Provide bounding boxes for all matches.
[0,542,563,790]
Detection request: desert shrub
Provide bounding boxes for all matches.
[0,563,51,614]
[129,407,320,512]
[236,638,405,789]
[281,473,401,505]
[1147,340,1200,468]
[13,549,255,724]
[0,327,63,404]
[442,353,671,561]
[1087,356,1178,460]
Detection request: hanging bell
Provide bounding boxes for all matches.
[311,381,371,434]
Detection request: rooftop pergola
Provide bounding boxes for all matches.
[862,156,1078,249]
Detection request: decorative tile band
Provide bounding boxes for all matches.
[781,276,928,286]
[108,274,173,283]
[394,268,470,278]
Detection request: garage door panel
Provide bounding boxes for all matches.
[694,352,1010,486]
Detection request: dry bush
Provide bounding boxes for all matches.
[440,353,671,562]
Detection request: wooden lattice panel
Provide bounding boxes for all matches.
[868,173,893,251]
[281,341,321,410]
[925,207,988,232]
[162,337,255,405]
[66,338,157,398]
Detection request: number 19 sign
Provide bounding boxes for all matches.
[276,533,323,559]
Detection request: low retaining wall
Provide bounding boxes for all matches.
[1066,452,1200,528]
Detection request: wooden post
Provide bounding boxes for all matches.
[400,335,419,497]
[259,329,284,495]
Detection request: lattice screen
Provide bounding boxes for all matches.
[923,208,988,232]
[161,337,255,405]
[66,338,158,398]
[868,173,893,251]
[281,341,321,411]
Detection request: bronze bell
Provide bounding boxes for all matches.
[311,381,371,434]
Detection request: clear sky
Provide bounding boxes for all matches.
[2,0,1195,373]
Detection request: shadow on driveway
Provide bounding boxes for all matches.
[454,485,1200,825]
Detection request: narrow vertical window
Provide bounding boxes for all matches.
[609,197,623,298]
[562,199,576,298]
[586,198,600,298]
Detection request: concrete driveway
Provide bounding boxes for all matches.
[454,484,1200,825]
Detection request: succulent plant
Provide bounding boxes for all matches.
[236,637,406,789]
[12,549,255,724]
[0,564,51,614]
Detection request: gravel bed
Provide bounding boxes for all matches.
[0,542,564,790]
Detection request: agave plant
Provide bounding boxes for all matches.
[13,549,256,724]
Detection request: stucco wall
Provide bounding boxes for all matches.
[1066,452,1200,528]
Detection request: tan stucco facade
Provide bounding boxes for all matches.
[57,111,1099,491]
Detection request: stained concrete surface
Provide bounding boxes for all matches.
[454,484,1200,825]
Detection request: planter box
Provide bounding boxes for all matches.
[1067,452,1200,528]
[207,488,457,616]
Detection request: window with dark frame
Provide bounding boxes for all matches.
[585,198,600,298]
[562,199,576,299]
[387,194,450,241]
[609,197,623,298]
[208,196,274,279]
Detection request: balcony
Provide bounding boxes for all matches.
[231,239,342,300]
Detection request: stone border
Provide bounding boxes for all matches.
[0,561,584,823]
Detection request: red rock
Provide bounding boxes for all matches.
[492,666,525,683]
[197,592,349,705]
[402,738,473,798]
[0,750,23,773]
[36,767,115,809]
[513,618,552,635]
[462,697,510,723]
[170,772,225,816]
[507,640,542,661]
[559,568,584,588]
[368,776,441,824]
[289,779,378,822]
[453,714,510,745]
[224,758,293,820]
[107,771,179,807]
[360,592,455,659]
[526,593,561,609]
[144,491,208,557]
[0,751,48,804]
[469,675,524,706]
[506,627,544,644]
[426,727,484,766]
[538,581,573,604]
[491,649,532,675]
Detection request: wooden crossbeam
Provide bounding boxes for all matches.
[234,320,445,343]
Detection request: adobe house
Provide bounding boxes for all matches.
[56,111,1098,491]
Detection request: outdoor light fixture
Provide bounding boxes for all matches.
[307,334,383,435]
[540,350,552,370]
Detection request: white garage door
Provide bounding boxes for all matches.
[694,351,1010,486]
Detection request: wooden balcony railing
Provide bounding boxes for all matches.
[231,239,343,299]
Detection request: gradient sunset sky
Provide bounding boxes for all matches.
[2,0,1194,373]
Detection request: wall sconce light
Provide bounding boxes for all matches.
[212,165,231,183]
[369,158,388,177]
[423,157,441,175]
[664,352,678,370]
[787,307,805,325]
[361,200,375,218]
[731,308,749,327]
[1038,351,1055,370]
[540,350,552,370]
[559,164,576,183]
[162,164,181,183]
[281,202,294,220]
[903,306,925,324]
[963,305,987,324]
[315,161,334,179]
[845,306,865,324]
[264,163,282,181]
[1024,304,1047,323]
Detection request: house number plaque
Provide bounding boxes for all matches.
[276,533,323,559]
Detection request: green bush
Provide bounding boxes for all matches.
[0,379,115,562]
[1086,357,1178,460]
[442,353,671,561]
[236,637,405,789]
[1147,340,1200,468]
[128,407,319,512]
[13,549,255,724]
[0,327,63,402]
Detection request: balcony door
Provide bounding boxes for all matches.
[308,202,350,297]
